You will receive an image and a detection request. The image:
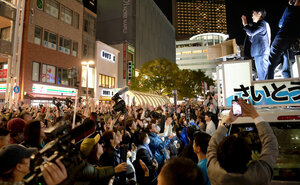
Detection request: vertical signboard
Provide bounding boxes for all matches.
[127,43,135,85]
[123,42,127,79]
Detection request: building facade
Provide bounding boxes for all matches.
[0,0,17,102]
[176,33,228,80]
[95,41,119,101]
[172,0,227,40]
[20,0,83,104]
[97,0,175,88]
[81,6,97,98]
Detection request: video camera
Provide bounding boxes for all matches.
[24,120,95,185]
[112,86,128,113]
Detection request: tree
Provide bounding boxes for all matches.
[176,69,214,99]
[130,58,179,96]
[130,59,214,99]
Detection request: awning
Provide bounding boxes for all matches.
[125,91,170,107]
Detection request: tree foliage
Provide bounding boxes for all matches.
[130,58,214,99]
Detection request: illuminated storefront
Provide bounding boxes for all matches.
[95,41,119,100]
[26,84,77,101]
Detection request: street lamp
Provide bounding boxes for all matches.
[81,60,94,101]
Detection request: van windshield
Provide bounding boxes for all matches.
[230,122,300,181]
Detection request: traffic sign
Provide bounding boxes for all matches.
[14,86,20,94]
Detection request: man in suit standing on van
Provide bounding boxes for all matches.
[242,8,271,80]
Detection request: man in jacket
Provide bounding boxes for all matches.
[206,98,278,185]
[146,123,171,171]
[242,8,271,80]
[266,0,300,79]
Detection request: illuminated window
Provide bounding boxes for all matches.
[99,74,115,88]
[192,50,202,54]
[182,51,192,54]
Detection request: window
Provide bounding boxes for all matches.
[59,36,71,54]
[44,30,57,50]
[60,5,72,25]
[37,0,44,10]
[99,74,115,88]
[58,68,69,85]
[32,62,40,82]
[0,63,8,82]
[83,12,96,36]
[83,44,88,56]
[46,0,59,18]
[34,26,42,45]
[73,12,79,29]
[83,19,89,32]
[0,27,11,42]
[72,41,78,57]
[41,64,56,83]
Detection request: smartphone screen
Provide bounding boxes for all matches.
[232,100,242,116]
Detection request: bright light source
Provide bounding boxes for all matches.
[81,61,87,65]
[88,60,95,65]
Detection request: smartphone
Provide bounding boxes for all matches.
[232,100,242,116]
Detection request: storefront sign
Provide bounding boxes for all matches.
[32,84,76,96]
[0,69,8,79]
[0,84,7,93]
[101,50,115,62]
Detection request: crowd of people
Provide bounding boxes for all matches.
[0,93,279,185]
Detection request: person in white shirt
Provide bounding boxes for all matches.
[205,113,216,136]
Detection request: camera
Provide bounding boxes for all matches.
[24,120,95,184]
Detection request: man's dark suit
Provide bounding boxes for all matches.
[243,20,271,80]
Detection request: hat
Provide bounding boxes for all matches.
[0,144,37,174]
[80,134,100,157]
[7,118,26,136]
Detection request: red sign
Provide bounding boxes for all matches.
[0,69,3,79]
[2,69,7,79]
[123,43,127,79]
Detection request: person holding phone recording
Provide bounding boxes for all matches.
[206,98,278,185]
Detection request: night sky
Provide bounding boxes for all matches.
[153,0,289,46]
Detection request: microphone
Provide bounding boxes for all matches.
[116,86,129,96]
[112,86,129,102]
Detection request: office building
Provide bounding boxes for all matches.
[97,0,175,88]
[176,32,228,80]
[172,0,227,40]
[20,0,84,104]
